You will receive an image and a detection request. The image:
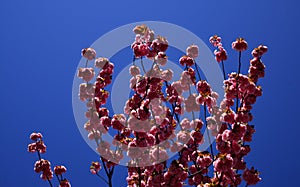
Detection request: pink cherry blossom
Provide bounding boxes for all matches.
[180,71,194,89]
[81,47,96,60]
[161,69,173,82]
[129,65,140,76]
[177,130,191,144]
[180,118,191,130]
[77,68,95,82]
[79,83,95,101]
[213,154,233,172]
[150,147,168,163]
[184,94,200,113]
[95,57,109,68]
[155,52,168,66]
[186,44,199,58]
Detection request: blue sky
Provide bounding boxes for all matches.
[1,0,299,186]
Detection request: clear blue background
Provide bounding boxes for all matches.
[1,0,299,186]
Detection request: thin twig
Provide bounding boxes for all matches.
[95,172,109,185]
[221,60,226,80]
[46,176,53,187]
[204,102,215,161]
[194,61,202,80]
[140,57,146,74]
[235,51,242,113]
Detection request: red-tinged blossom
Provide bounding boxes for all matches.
[90,161,101,174]
[30,132,43,141]
[251,45,268,57]
[54,165,67,175]
[179,55,194,66]
[27,141,46,153]
[132,42,149,58]
[213,154,233,172]
[34,159,53,180]
[243,167,261,185]
[34,159,51,173]
[214,46,228,62]
[196,80,211,95]
[209,35,222,47]
[59,179,71,187]
[40,169,53,180]
[151,36,168,52]
[232,38,248,51]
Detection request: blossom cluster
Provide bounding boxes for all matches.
[75,25,268,187]
[28,24,267,187]
[78,25,267,187]
[28,132,71,187]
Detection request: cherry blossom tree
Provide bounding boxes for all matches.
[28,24,267,187]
